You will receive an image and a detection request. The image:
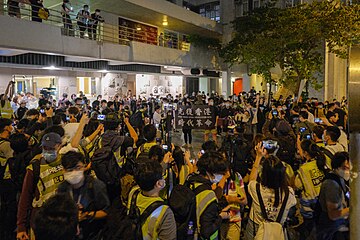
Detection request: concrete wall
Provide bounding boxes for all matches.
[0,15,219,70]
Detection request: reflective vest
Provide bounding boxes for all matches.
[127,186,168,240]
[193,183,219,240]
[27,156,64,208]
[297,160,325,217]
[0,100,13,119]
[0,140,11,180]
[98,137,125,167]
[179,165,190,185]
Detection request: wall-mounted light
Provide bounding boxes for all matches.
[162,15,168,26]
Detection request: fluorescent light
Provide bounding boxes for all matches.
[98,69,108,73]
[43,65,58,70]
[164,66,168,69]
[136,27,141,31]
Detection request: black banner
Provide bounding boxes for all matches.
[175,105,215,129]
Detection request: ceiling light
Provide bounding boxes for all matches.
[43,65,58,70]
[136,27,141,31]
[98,69,108,73]
[164,66,168,69]
[162,21,168,26]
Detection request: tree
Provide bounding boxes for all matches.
[221,0,360,97]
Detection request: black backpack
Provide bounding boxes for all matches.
[129,111,143,129]
[91,146,122,186]
[313,172,349,223]
[105,189,165,240]
[168,181,208,239]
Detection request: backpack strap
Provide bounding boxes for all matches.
[276,187,289,223]
[321,147,335,161]
[32,159,46,192]
[325,173,349,205]
[256,183,289,223]
[139,200,165,225]
[256,183,270,222]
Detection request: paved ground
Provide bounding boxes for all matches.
[171,129,221,158]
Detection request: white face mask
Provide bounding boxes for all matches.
[209,101,214,106]
[64,170,84,185]
[210,173,223,184]
[338,169,350,181]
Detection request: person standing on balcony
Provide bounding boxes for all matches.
[88,9,104,41]
[76,5,90,39]
[28,0,43,22]
[7,0,21,18]
[61,0,74,36]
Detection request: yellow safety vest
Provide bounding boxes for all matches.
[179,165,190,185]
[127,186,168,240]
[193,183,219,240]
[0,100,13,119]
[297,160,325,201]
[27,156,64,208]
[316,142,332,169]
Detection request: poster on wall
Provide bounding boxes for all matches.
[136,75,183,97]
[175,105,215,130]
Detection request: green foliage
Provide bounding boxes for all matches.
[221,0,360,92]
[187,34,222,51]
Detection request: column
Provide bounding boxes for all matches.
[242,74,251,92]
[222,70,232,97]
[0,71,13,94]
[349,46,360,240]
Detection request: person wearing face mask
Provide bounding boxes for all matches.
[125,160,177,240]
[317,152,350,240]
[187,151,230,240]
[57,151,110,239]
[244,146,296,240]
[16,133,64,240]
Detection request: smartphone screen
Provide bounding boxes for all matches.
[97,115,105,121]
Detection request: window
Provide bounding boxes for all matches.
[198,1,221,22]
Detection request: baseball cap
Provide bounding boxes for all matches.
[41,133,62,148]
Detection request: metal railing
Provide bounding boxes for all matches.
[0,1,191,51]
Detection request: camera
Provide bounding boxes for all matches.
[299,127,306,133]
[272,110,278,116]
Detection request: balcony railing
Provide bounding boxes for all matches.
[0,1,191,51]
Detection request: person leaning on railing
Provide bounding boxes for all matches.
[88,9,104,41]
[61,0,74,36]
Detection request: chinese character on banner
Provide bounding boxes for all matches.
[205,119,213,127]
[186,108,193,116]
[178,108,184,116]
[204,108,211,116]
[196,119,203,127]
[178,119,184,127]
[195,108,202,116]
[187,119,194,127]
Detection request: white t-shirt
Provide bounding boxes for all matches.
[325,143,346,155]
[248,180,297,224]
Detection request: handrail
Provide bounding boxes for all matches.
[0,1,191,51]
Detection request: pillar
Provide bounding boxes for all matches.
[222,70,231,97]
[199,77,209,93]
[349,45,360,240]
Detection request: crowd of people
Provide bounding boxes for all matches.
[0,80,351,240]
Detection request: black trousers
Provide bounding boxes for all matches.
[183,129,192,144]
[77,22,87,38]
[88,24,98,40]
